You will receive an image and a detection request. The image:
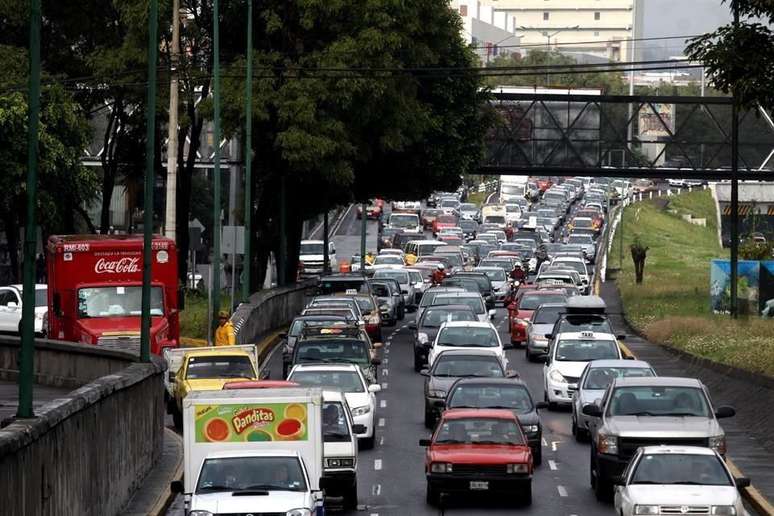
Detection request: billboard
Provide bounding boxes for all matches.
[638,103,675,140]
[710,259,774,316]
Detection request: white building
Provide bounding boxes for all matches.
[476,0,644,62]
[449,1,522,63]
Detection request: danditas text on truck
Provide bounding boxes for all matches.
[46,235,180,354]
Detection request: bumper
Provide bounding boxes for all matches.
[526,339,548,355]
[596,453,628,483]
[546,381,576,404]
[427,473,531,495]
[353,412,374,438]
[323,469,357,496]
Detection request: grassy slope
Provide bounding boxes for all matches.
[611,189,774,376]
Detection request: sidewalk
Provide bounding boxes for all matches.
[599,280,774,515]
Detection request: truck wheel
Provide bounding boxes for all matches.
[361,430,376,450]
[426,483,440,506]
[343,483,358,511]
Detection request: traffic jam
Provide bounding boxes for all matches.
[164,176,749,516]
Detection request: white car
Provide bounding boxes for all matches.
[543,331,623,408]
[614,446,748,516]
[432,292,494,323]
[369,254,405,271]
[298,239,337,276]
[427,321,507,369]
[550,256,590,292]
[0,284,47,335]
[288,363,381,449]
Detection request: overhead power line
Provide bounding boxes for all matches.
[468,33,703,51]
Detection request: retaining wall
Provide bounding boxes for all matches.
[232,281,315,345]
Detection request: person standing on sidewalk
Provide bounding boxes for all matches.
[214,310,236,346]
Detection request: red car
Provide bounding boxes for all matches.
[420,409,533,506]
[421,208,443,230]
[432,214,459,235]
[357,202,382,220]
[507,289,567,346]
[535,178,553,192]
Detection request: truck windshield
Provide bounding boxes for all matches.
[300,243,324,255]
[196,456,307,493]
[389,214,418,228]
[608,386,711,417]
[322,402,352,442]
[185,356,255,379]
[77,286,163,318]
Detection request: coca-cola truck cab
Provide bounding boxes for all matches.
[47,235,180,355]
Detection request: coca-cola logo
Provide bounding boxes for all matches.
[95,257,140,274]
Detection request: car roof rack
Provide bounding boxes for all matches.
[300,325,362,338]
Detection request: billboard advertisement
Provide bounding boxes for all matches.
[710,259,773,316]
[194,403,309,443]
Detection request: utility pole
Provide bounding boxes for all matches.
[164,0,180,241]
[360,203,367,272]
[17,0,41,417]
[729,0,740,318]
[211,0,222,330]
[323,211,330,274]
[140,0,160,363]
[242,0,253,301]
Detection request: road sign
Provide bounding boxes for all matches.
[189,227,203,251]
[221,225,245,255]
[190,218,205,231]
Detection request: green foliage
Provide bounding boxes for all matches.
[739,240,773,260]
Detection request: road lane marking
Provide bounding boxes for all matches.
[557,485,568,497]
[372,484,382,496]
[542,438,548,446]
[382,358,389,365]
[380,399,387,408]
[382,369,389,376]
[381,382,388,389]
[548,460,558,471]
[378,418,386,427]
[379,436,384,446]
[551,440,560,451]
[374,459,383,470]
[385,348,390,354]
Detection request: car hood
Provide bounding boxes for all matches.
[429,444,531,464]
[190,491,311,513]
[427,376,460,393]
[606,416,723,437]
[343,392,371,411]
[579,388,605,406]
[549,361,590,381]
[624,484,739,506]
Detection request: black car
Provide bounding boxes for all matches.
[411,304,477,372]
[421,349,511,429]
[378,227,403,251]
[441,377,548,464]
[281,314,349,377]
[449,271,495,309]
[291,325,381,383]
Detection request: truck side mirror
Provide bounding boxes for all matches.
[582,404,603,418]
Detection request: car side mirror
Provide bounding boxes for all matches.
[352,424,366,434]
[170,480,184,494]
[419,438,431,446]
[715,406,736,419]
[544,334,553,340]
[582,404,603,418]
[420,369,430,377]
[488,309,496,319]
[535,401,549,410]
[279,332,288,340]
[735,477,751,489]
[368,383,381,393]
[506,370,519,378]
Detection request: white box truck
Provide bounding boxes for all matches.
[172,387,325,515]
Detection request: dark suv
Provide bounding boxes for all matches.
[291,325,381,383]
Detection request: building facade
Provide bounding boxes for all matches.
[476,0,644,62]
[449,1,522,63]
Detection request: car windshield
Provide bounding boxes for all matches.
[322,402,352,442]
[390,214,418,228]
[438,254,463,267]
[456,275,490,291]
[185,355,255,379]
[459,220,477,231]
[354,297,375,313]
[555,339,619,362]
[520,294,566,310]
[477,268,506,282]
[608,386,712,417]
[369,283,390,297]
[421,308,477,328]
[299,243,324,255]
[374,270,409,284]
[448,384,533,413]
[382,227,399,237]
[296,340,370,365]
[434,295,484,314]
[583,367,655,390]
[484,216,506,224]
[435,418,523,445]
[437,326,498,347]
[196,456,307,493]
[630,454,731,486]
[289,370,365,393]
[532,305,566,324]
[432,356,504,377]
[375,255,403,265]
[77,286,163,318]
[557,315,613,334]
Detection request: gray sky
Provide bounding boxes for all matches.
[642,0,731,58]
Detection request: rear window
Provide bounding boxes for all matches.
[532,305,566,324]
[519,294,566,310]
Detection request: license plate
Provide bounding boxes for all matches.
[469,481,489,490]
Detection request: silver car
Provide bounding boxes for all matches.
[571,359,655,441]
[525,303,567,362]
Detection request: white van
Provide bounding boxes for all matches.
[388,212,422,235]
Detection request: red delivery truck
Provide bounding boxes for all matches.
[46,235,180,355]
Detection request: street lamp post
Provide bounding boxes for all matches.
[242,0,253,302]
[211,0,222,335]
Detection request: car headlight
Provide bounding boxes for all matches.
[351,405,371,416]
[634,506,659,515]
[428,389,447,398]
[430,462,453,473]
[711,506,737,516]
[709,435,726,455]
[286,509,312,516]
[522,424,539,434]
[190,512,214,516]
[548,369,567,384]
[597,432,618,455]
[417,332,429,344]
[506,463,529,474]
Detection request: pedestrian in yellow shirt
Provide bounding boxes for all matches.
[214,310,236,346]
